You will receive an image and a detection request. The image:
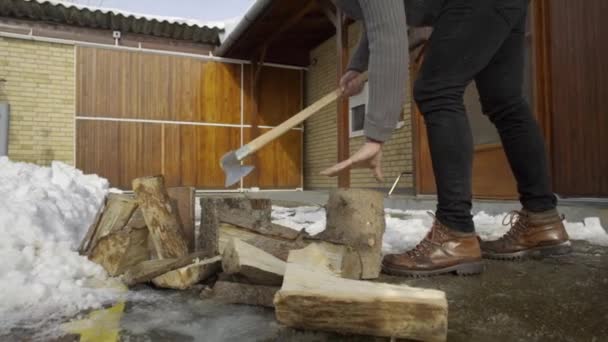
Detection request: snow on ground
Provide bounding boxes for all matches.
[272,206,608,254]
[0,158,123,335]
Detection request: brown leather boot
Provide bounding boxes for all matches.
[481,209,571,260]
[382,219,484,277]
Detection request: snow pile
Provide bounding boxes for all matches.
[0,158,121,333]
[272,206,608,254]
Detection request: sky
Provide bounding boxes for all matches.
[64,0,255,22]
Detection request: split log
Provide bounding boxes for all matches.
[216,197,272,229]
[286,243,361,279]
[222,238,286,286]
[122,252,220,287]
[197,197,221,257]
[274,247,448,342]
[201,281,279,308]
[88,226,149,276]
[132,176,188,259]
[78,199,106,255]
[125,208,147,229]
[84,194,138,255]
[167,187,196,252]
[316,189,386,279]
[219,223,308,261]
[152,256,221,290]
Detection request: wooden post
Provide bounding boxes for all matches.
[336,9,350,188]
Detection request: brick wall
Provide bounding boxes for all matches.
[0,37,75,165]
[304,23,413,191]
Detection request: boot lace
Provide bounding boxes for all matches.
[500,210,529,242]
[407,213,443,257]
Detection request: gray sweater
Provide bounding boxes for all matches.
[334,0,409,142]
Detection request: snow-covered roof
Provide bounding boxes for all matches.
[34,0,226,29]
[0,0,225,45]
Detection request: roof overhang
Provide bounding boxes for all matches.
[215,0,336,67]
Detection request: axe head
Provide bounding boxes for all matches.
[220,151,255,188]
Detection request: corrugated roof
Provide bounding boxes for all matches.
[0,0,224,45]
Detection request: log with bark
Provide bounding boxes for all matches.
[82,194,138,255]
[197,197,222,257]
[88,225,149,276]
[200,281,279,308]
[315,189,386,279]
[219,223,307,261]
[132,176,188,259]
[78,199,106,255]
[122,252,221,287]
[152,256,221,290]
[221,238,286,286]
[274,246,449,342]
[216,197,272,230]
[167,187,196,252]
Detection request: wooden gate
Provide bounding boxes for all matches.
[76,47,303,190]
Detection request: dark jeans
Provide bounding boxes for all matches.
[413,0,557,232]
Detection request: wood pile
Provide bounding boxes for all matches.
[82,181,448,341]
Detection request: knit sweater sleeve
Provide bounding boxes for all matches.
[347,27,369,72]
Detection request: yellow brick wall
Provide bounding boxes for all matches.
[304,23,413,190]
[0,37,75,166]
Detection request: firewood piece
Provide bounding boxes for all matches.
[286,243,362,279]
[221,238,286,286]
[168,187,196,252]
[219,223,307,261]
[217,197,272,229]
[152,256,221,290]
[220,212,306,241]
[212,196,305,240]
[274,248,449,342]
[85,194,138,255]
[122,252,218,286]
[316,189,386,279]
[132,176,188,259]
[88,226,149,276]
[78,199,106,255]
[197,197,222,257]
[201,281,279,308]
[125,208,147,229]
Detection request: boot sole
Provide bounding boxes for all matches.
[482,241,572,261]
[381,260,485,278]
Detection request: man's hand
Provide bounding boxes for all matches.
[320,140,384,182]
[340,70,365,97]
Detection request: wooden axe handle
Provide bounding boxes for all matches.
[245,71,369,155]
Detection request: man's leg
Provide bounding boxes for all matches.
[474,6,556,212]
[413,0,516,232]
[476,4,570,260]
[383,0,518,277]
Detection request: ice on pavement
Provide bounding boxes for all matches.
[272,205,608,254]
[0,158,123,336]
[119,289,281,341]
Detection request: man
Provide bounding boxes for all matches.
[322,0,571,277]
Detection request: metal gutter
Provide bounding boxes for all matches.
[0,30,308,70]
[214,0,274,57]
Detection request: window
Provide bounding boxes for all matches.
[349,82,369,137]
[349,82,404,138]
